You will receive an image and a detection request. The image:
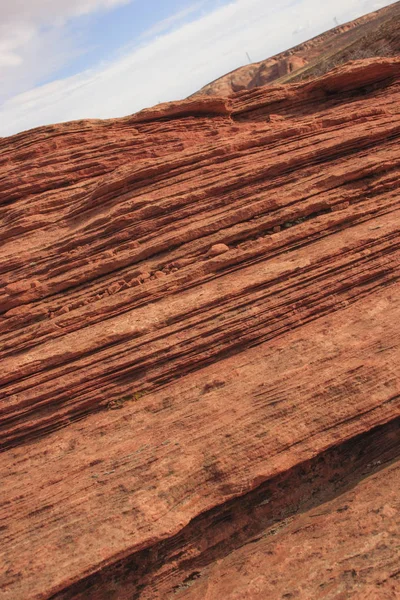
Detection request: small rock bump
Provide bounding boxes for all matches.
[269,114,285,122]
[172,258,193,268]
[331,201,350,212]
[207,243,230,257]
[6,280,39,295]
[108,283,121,295]
[139,271,151,282]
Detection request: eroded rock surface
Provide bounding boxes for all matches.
[0,58,399,599]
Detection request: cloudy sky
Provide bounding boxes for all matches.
[0,0,396,136]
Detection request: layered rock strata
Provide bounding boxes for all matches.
[0,58,400,599]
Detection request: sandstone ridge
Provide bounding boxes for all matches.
[0,58,399,599]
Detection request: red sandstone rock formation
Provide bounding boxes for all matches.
[194,1,400,96]
[0,58,400,599]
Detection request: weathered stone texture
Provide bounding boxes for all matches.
[0,58,399,599]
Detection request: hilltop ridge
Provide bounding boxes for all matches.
[193,1,400,96]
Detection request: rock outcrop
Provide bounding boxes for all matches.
[194,1,400,96]
[1,58,400,599]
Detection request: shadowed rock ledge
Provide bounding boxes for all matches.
[0,58,399,599]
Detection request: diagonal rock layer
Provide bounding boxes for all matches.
[0,58,399,599]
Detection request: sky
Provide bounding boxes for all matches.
[0,0,396,137]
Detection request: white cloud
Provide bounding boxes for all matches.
[0,0,132,102]
[0,0,130,25]
[292,21,311,37]
[0,0,397,137]
[139,1,209,40]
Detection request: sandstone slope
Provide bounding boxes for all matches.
[0,58,400,599]
[194,1,400,96]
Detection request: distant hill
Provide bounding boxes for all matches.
[193,1,400,96]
